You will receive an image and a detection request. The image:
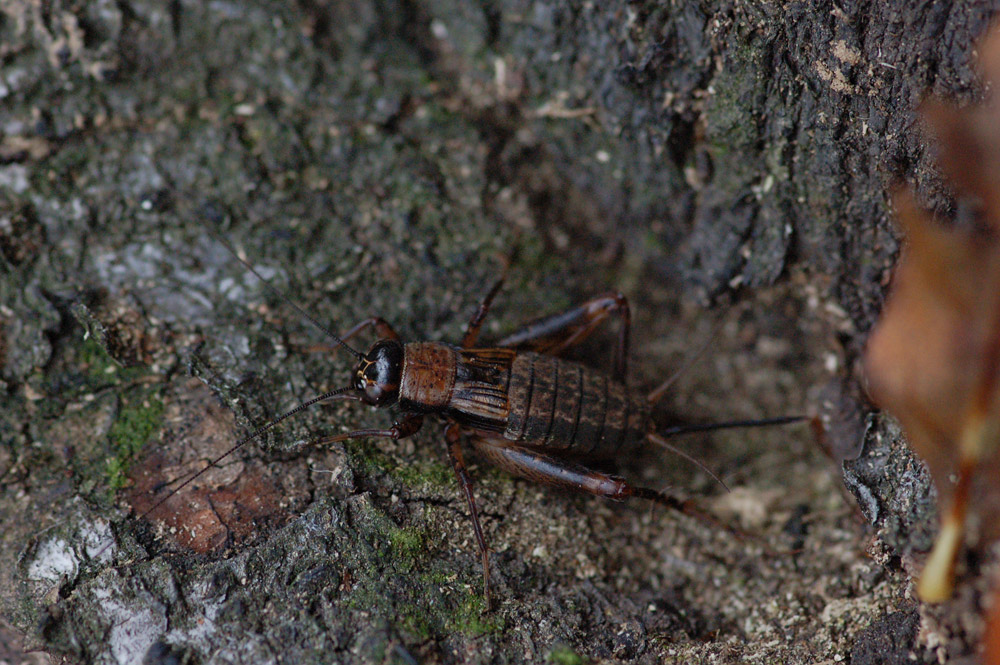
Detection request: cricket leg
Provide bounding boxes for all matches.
[470,436,690,510]
[339,316,400,343]
[444,423,493,609]
[309,414,424,446]
[462,278,506,348]
[472,437,790,550]
[296,317,400,355]
[497,292,631,382]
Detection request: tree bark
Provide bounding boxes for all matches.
[2,1,996,663]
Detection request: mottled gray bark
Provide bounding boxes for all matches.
[2,1,997,663]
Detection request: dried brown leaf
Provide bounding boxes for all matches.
[866,191,1000,492]
[987,581,1000,665]
[864,24,1000,602]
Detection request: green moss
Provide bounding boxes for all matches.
[105,393,164,491]
[339,500,503,642]
[79,336,118,379]
[703,46,764,158]
[344,439,455,491]
[389,585,503,640]
[391,460,455,489]
[387,526,427,568]
[73,335,150,393]
[446,594,503,637]
[399,608,434,641]
[548,645,585,665]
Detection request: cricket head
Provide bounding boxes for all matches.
[352,339,404,406]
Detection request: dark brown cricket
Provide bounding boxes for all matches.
[125,243,802,607]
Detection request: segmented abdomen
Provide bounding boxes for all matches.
[503,353,649,457]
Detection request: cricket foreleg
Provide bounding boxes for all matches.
[309,414,424,446]
[294,317,400,355]
[339,317,400,343]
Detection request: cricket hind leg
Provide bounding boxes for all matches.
[471,436,753,543]
[469,436,703,516]
[496,292,631,382]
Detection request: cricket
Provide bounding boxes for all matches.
[129,235,803,607]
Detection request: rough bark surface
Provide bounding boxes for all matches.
[2,1,998,663]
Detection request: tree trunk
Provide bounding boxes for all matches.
[2,1,996,663]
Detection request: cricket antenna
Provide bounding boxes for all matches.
[94,385,357,559]
[647,415,807,492]
[646,431,731,491]
[206,228,364,360]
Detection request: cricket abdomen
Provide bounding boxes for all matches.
[504,353,650,457]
